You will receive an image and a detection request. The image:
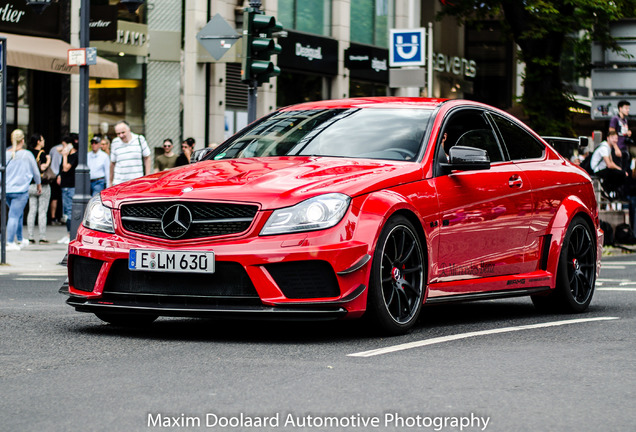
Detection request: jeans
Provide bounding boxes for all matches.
[28,183,51,240]
[628,195,636,230]
[61,187,75,233]
[91,178,105,196]
[5,191,29,244]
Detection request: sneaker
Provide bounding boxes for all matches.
[20,239,29,248]
[28,239,36,244]
[60,215,68,223]
[5,242,21,251]
[39,239,49,244]
[57,236,70,244]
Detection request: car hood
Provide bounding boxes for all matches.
[101,156,421,209]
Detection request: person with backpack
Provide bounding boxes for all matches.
[590,131,630,197]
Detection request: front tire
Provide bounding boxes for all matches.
[532,216,596,313]
[367,216,425,335]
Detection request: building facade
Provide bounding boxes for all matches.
[3,0,521,157]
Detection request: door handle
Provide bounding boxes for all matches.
[508,175,523,188]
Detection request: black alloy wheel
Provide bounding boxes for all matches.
[368,216,425,334]
[532,216,596,312]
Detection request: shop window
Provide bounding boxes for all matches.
[277,73,329,107]
[278,0,332,37]
[350,0,393,48]
[89,78,144,137]
[6,68,29,132]
[350,81,388,98]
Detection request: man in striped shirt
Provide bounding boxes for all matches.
[109,120,151,186]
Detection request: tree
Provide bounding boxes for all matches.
[439,0,636,136]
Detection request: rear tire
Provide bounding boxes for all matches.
[532,216,596,313]
[367,216,425,335]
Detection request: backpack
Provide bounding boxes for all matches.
[580,154,594,176]
[600,220,614,246]
[614,223,636,245]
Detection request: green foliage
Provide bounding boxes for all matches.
[439,0,636,136]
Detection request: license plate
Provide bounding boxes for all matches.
[129,249,215,273]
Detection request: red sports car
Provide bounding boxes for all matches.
[66,98,602,334]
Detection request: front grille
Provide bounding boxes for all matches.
[104,260,259,298]
[265,261,340,299]
[70,256,104,292]
[120,202,259,240]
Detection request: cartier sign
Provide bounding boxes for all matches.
[0,0,62,38]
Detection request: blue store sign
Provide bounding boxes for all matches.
[389,28,426,67]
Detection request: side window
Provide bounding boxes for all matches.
[438,109,504,163]
[490,114,545,160]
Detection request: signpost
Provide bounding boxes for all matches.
[389,28,426,67]
[0,38,6,264]
[388,24,433,97]
[196,14,240,61]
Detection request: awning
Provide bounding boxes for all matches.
[0,32,119,79]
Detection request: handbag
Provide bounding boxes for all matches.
[41,166,57,184]
[36,149,56,184]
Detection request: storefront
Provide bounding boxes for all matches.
[0,0,116,146]
[345,43,389,97]
[90,16,147,139]
[277,30,339,106]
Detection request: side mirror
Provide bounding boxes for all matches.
[578,136,589,153]
[191,148,214,163]
[441,145,491,172]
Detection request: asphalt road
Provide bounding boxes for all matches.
[1,254,635,432]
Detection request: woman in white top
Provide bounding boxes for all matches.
[3,129,41,250]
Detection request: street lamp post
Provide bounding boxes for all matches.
[70,0,144,239]
[69,0,91,239]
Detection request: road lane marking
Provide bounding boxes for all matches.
[348,317,620,358]
[13,277,62,281]
[598,288,636,292]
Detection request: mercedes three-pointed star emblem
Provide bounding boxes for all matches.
[161,204,193,239]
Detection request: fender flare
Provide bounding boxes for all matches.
[353,190,431,262]
[544,195,597,280]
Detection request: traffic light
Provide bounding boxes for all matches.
[241,8,282,85]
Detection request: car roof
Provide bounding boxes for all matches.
[279,97,448,111]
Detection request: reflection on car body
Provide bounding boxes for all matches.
[66,98,602,334]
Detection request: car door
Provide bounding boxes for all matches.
[432,108,535,284]
[488,112,552,272]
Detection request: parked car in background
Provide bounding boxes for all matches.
[65,98,602,334]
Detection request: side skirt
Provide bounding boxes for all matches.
[425,286,551,305]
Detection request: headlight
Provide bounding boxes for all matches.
[260,193,351,235]
[83,194,114,233]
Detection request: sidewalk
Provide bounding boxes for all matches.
[0,223,69,275]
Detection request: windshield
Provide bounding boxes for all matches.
[212,108,432,162]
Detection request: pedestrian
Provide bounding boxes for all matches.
[154,138,178,172]
[57,136,78,244]
[609,100,632,153]
[87,135,110,196]
[48,138,64,225]
[27,133,52,244]
[590,131,630,199]
[3,129,41,250]
[100,135,111,155]
[109,120,151,186]
[175,137,195,167]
